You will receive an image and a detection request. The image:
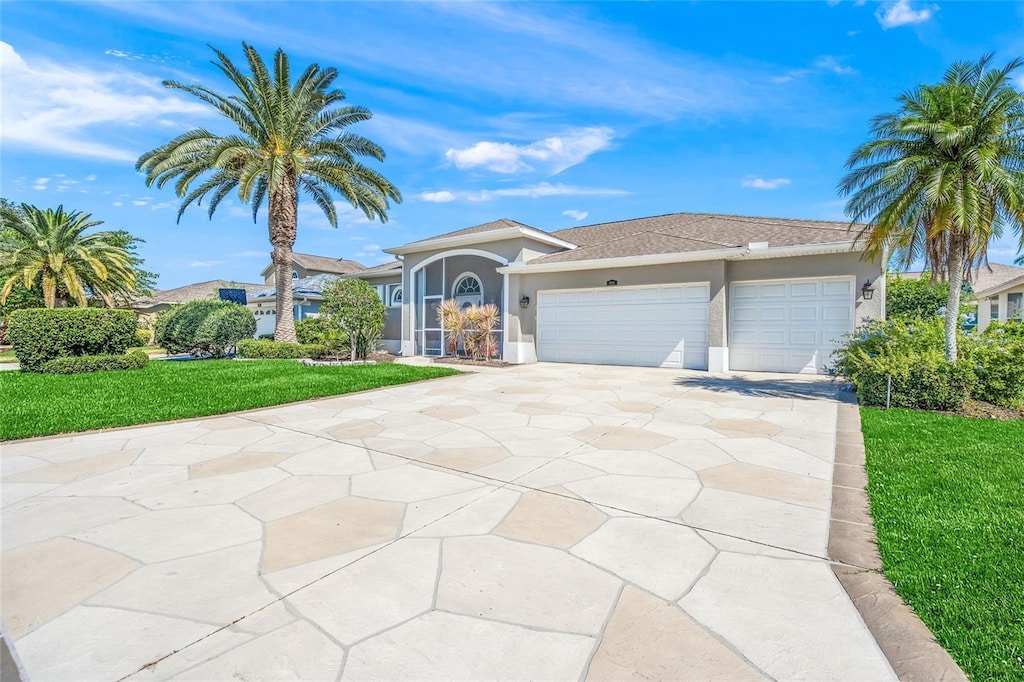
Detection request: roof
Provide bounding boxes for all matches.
[532,212,862,264]
[133,280,264,307]
[401,218,537,246]
[345,260,403,279]
[260,252,366,277]
[900,263,1024,296]
[386,218,576,256]
[254,273,342,299]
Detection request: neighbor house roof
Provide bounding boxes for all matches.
[260,253,366,278]
[535,212,861,265]
[254,273,342,300]
[345,260,403,279]
[899,263,1024,297]
[133,280,264,308]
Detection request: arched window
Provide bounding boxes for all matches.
[291,270,299,279]
[454,275,482,296]
[389,285,403,307]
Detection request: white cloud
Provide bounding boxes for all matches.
[0,41,209,162]
[813,56,856,75]
[419,190,457,203]
[32,177,49,191]
[354,243,391,265]
[188,260,222,268]
[85,174,97,181]
[466,182,629,202]
[112,201,123,207]
[445,127,614,175]
[741,177,791,190]
[876,0,937,28]
[131,199,149,206]
[562,209,589,221]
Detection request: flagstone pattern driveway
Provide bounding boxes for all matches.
[1,363,895,681]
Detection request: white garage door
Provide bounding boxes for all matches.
[729,277,854,374]
[537,284,709,369]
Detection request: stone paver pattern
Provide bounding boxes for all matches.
[1,363,895,681]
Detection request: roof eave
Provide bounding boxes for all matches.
[496,241,862,274]
[974,273,1024,297]
[386,227,577,256]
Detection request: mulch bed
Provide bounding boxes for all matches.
[941,398,1024,420]
[432,357,513,368]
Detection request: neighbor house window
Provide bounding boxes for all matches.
[388,285,403,307]
[990,298,1000,322]
[291,271,299,279]
[1009,293,1023,321]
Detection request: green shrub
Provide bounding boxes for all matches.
[295,317,348,359]
[193,305,256,356]
[135,328,152,347]
[886,273,953,320]
[829,317,974,410]
[39,349,149,375]
[8,308,138,372]
[967,322,1024,409]
[236,339,329,359]
[156,300,254,356]
[258,333,275,340]
[321,279,385,360]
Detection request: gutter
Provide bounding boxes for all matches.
[496,241,861,275]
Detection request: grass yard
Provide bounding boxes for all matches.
[0,359,459,441]
[861,408,1024,681]
[0,350,18,363]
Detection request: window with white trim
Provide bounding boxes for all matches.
[454,275,482,296]
[388,284,403,307]
[1009,293,1023,321]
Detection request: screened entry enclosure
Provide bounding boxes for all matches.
[412,254,504,357]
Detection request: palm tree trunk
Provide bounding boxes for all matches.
[269,174,298,343]
[944,246,964,362]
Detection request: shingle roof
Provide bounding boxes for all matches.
[352,260,403,275]
[133,280,264,307]
[254,273,342,299]
[402,218,539,246]
[533,212,861,264]
[900,263,1024,296]
[290,253,366,274]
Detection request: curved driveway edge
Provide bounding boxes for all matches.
[828,401,968,682]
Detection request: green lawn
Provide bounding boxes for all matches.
[0,350,18,363]
[0,360,459,441]
[861,408,1024,681]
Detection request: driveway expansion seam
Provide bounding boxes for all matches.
[827,402,968,682]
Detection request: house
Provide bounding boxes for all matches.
[132,279,264,316]
[973,263,1024,332]
[341,212,883,374]
[250,252,398,338]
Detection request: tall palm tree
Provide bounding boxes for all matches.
[839,55,1024,361]
[0,204,138,308]
[137,43,401,343]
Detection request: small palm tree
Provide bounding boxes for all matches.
[437,299,467,356]
[137,43,401,343]
[839,54,1024,361]
[0,204,137,308]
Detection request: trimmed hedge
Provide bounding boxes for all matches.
[856,359,975,411]
[9,308,138,372]
[969,322,1024,410]
[236,339,329,359]
[156,300,255,356]
[39,349,149,375]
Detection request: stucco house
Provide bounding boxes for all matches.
[132,279,264,316]
[973,263,1024,332]
[342,212,883,374]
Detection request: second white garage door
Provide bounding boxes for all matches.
[729,276,855,374]
[537,284,709,369]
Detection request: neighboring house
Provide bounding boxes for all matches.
[260,252,366,285]
[340,213,884,374]
[973,263,1024,332]
[132,279,264,315]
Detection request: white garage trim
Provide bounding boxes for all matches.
[729,275,855,374]
[536,282,710,369]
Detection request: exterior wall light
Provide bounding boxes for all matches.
[606,279,618,286]
[862,279,875,300]
[519,295,530,309]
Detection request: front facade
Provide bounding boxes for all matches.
[347,213,884,375]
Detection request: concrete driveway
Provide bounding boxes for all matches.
[1,363,894,681]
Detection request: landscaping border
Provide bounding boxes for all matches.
[828,399,967,682]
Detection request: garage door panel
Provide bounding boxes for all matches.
[729,277,854,374]
[538,285,709,369]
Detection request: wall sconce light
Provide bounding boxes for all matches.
[606,279,618,286]
[861,279,875,300]
[519,295,530,309]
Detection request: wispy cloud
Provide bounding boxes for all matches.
[353,243,391,265]
[0,41,208,162]
[742,177,791,190]
[232,250,268,259]
[813,56,857,75]
[429,182,630,203]
[876,0,937,28]
[188,260,222,268]
[562,209,589,221]
[32,177,49,191]
[419,190,457,203]
[445,127,614,175]
[104,48,167,62]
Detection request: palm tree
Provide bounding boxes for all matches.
[839,55,1024,361]
[0,204,138,308]
[137,43,401,343]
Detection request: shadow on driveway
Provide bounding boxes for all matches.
[674,374,850,401]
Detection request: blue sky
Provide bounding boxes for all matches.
[2,1,1023,288]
